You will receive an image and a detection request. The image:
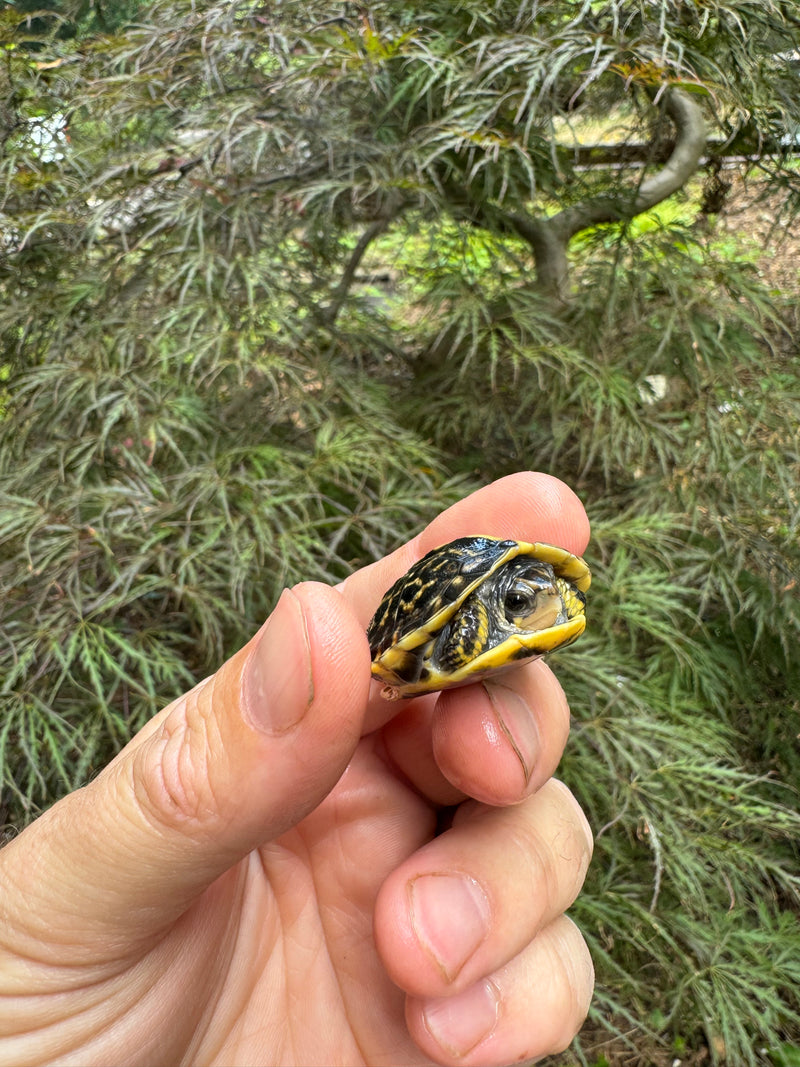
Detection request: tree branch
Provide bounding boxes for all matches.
[559,88,707,233]
[318,217,392,328]
[506,88,707,298]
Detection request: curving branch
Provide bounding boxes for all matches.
[504,88,707,298]
[318,218,391,328]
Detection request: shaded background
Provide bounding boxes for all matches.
[1,2,799,1062]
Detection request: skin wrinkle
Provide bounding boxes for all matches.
[193,970,258,1064]
[122,896,242,1063]
[288,747,435,1066]
[267,847,370,1067]
[288,804,383,1065]
[131,725,198,834]
[14,784,182,961]
[3,997,123,1067]
[176,871,252,1066]
[180,859,287,1066]
[190,672,236,829]
[68,966,185,1067]
[0,971,119,1040]
[1,932,193,1066]
[0,904,87,977]
[0,937,147,995]
[131,676,224,840]
[179,669,229,822]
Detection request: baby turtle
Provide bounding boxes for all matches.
[367,535,590,699]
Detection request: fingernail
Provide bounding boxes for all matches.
[242,589,314,735]
[484,682,540,785]
[422,980,499,1056]
[410,874,491,982]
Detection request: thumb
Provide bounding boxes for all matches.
[1,582,370,944]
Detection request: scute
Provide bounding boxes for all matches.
[367,535,590,699]
[367,536,519,658]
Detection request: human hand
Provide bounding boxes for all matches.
[0,472,594,1067]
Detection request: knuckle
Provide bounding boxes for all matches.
[132,679,223,835]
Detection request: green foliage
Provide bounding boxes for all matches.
[10,0,144,37]
[1,1,799,1063]
[771,1043,800,1067]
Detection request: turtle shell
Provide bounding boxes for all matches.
[368,536,590,699]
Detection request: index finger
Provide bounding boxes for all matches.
[338,471,591,627]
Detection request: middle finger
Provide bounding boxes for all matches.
[381,658,571,807]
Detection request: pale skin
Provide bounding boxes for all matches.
[0,472,594,1067]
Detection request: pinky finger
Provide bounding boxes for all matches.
[405,915,593,1067]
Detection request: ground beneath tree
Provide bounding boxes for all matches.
[713,167,800,331]
[559,1022,776,1067]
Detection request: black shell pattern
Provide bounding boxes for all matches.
[367,536,519,657]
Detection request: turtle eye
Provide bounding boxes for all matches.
[503,579,562,631]
[503,582,538,622]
